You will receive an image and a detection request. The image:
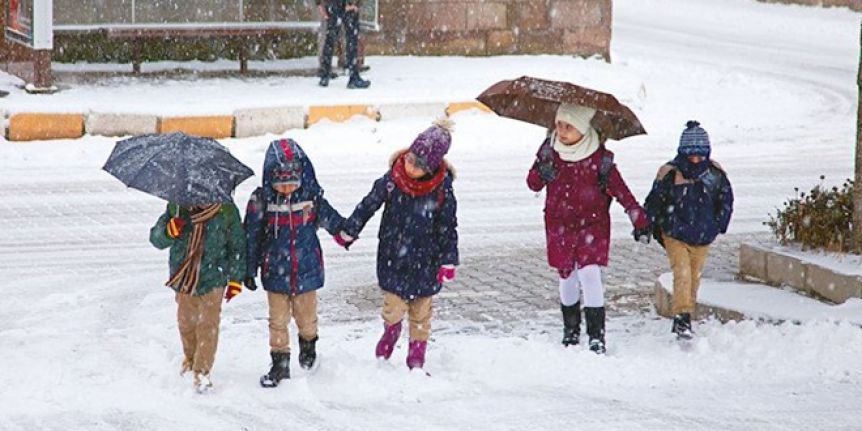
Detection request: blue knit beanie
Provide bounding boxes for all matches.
[678,120,710,158]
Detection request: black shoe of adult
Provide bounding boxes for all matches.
[347,75,371,89]
[319,76,330,87]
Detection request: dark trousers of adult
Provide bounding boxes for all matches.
[320,0,359,79]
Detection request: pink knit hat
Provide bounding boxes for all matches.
[408,119,454,172]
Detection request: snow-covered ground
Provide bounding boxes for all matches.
[2,0,862,429]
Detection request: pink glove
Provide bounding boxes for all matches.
[437,265,456,284]
[334,232,354,250]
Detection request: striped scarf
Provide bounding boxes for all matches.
[166,204,222,295]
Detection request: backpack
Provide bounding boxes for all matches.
[651,161,726,247]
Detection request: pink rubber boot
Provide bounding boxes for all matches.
[375,321,402,360]
[406,340,427,370]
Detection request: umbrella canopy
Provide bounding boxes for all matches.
[103,132,254,207]
[476,76,647,140]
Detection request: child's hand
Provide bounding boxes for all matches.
[334,232,355,250]
[166,217,186,238]
[225,281,242,302]
[633,227,651,244]
[244,276,258,291]
[437,265,456,283]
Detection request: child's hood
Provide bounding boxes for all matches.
[262,139,323,202]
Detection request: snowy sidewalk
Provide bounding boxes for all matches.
[0,56,636,116]
[656,273,862,325]
[2,1,862,429]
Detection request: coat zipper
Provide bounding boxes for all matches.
[289,192,299,295]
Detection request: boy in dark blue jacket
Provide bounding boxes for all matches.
[244,139,345,387]
[644,121,734,339]
[337,120,459,370]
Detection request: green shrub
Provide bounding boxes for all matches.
[53,32,317,64]
[765,176,854,252]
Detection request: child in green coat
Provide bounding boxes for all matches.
[150,201,246,392]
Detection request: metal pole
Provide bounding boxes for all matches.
[854,22,862,251]
[131,0,135,24]
[239,0,244,22]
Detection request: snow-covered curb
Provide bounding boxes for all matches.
[739,243,862,304]
[654,273,862,325]
[1,101,490,142]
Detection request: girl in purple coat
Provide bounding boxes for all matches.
[337,120,458,370]
[527,104,650,354]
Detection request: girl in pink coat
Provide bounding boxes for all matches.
[527,103,650,354]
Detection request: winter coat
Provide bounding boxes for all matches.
[150,202,246,296]
[527,139,648,270]
[343,151,459,300]
[644,160,734,246]
[244,139,345,295]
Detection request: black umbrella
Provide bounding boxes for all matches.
[102,132,254,207]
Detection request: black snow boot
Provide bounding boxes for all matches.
[260,351,290,388]
[672,313,693,340]
[585,307,606,354]
[298,336,318,370]
[560,302,581,347]
[347,74,371,89]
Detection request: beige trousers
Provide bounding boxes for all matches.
[268,291,319,353]
[176,287,225,375]
[663,234,711,315]
[381,292,433,341]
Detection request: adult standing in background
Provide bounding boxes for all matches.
[317,0,371,89]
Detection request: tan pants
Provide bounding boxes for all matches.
[268,291,319,353]
[176,287,224,375]
[381,292,433,342]
[663,234,710,315]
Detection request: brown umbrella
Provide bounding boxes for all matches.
[476,76,647,141]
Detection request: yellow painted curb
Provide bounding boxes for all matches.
[7,113,85,141]
[446,101,492,116]
[159,116,234,139]
[306,105,379,126]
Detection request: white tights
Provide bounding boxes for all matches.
[558,265,604,307]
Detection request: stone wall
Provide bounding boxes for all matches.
[365,0,612,60]
[756,0,862,12]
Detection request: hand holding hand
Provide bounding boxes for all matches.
[318,4,329,19]
[345,3,359,12]
[437,265,456,284]
[334,232,355,250]
[633,227,651,244]
[167,217,185,239]
[225,281,242,302]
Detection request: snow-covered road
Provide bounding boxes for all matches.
[1,1,861,430]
